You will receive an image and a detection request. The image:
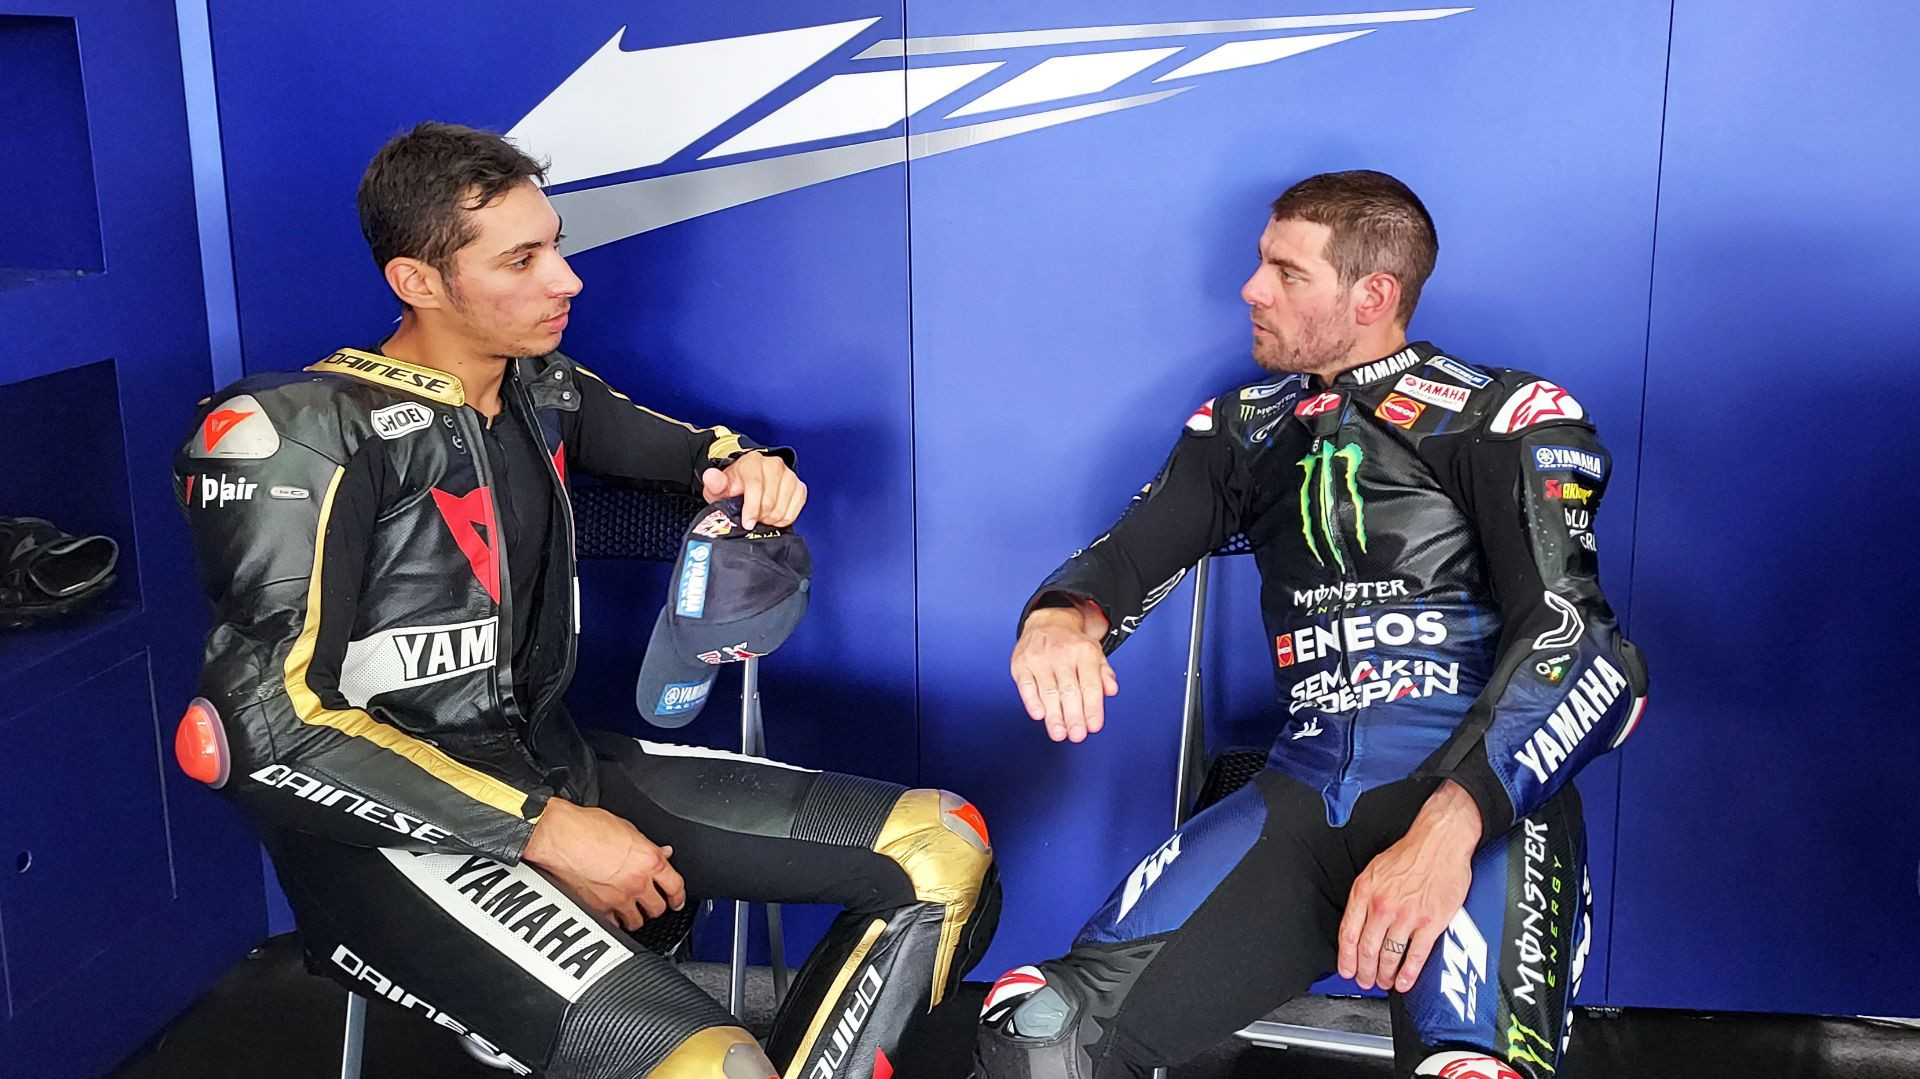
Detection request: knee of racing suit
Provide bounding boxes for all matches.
[647,1026,780,1079]
[975,965,1099,1079]
[1413,1049,1524,1079]
[873,789,995,1000]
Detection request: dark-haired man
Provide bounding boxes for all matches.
[977,171,1647,1079]
[175,121,996,1079]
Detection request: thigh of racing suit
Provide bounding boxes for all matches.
[266,827,771,1079]
[1383,782,1590,1079]
[976,772,1587,1079]
[978,768,1374,1076]
[589,732,1000,1079]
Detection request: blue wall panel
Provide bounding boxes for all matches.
[907,0,1669,990]
[1611,0,1920,1015]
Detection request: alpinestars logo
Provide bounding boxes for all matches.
[510,8,1472,252]
[1298,441,1366,570]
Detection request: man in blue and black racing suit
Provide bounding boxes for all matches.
[977,171,1649,1079]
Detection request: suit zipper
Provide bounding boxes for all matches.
[514,371,580,735]
[457,403,544,774]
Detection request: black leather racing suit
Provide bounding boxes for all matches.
[175,347,996,1078]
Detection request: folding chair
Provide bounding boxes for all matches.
[572,482,790,1019]
[1151,540,1394,1075]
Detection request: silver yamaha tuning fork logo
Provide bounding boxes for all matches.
[506,7,1472,251]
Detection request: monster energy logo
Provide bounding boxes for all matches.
[1297,441,1367,570]
[1507,1015,1556,1073]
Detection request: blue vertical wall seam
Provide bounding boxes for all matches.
[174,0,245,389]
[901,1,923,790]
[1607,0,1679,1008]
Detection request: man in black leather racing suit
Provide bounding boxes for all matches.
[174,122,996,1079]
[977,172,1647,1079]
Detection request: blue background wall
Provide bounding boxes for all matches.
[193,0,1920,1017]
[4,5,1913,1072]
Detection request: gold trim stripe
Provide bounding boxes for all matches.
[280,466,531,818]
[574,364,753,460]
[784,917,887,1074]
[306,348,466,407]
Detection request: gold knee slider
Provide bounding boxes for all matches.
[872,789,993,1003]
[650,1025,778,1078]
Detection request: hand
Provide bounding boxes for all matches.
[1338,780,1481,992]
[1010,599,1118,743]
[522,798,686,932]
[701,451,806,529]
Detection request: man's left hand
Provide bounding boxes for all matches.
[1338,779,1482,993]
[702,452,806,529]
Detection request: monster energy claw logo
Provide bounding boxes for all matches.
[1507,1015,1556,1073]
[1298,441,1367,570]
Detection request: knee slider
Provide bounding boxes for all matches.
[649,1026,778,1079]
[874,789,993,904]
[976,966,1095,1079]
[1414,1050,1524,1079]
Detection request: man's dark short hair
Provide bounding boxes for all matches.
[357,121,547,285]
[1271,170,1437,325]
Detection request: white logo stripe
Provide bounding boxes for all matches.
[379,850,631,1003]
[706,63,1002,159]
[947,47,1180,118]
[1155,30,1375,81]
[509,19,880,186]
[552,88,1186,253]
[855,7,1472,59]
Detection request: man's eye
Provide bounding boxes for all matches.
[510,256,532,269]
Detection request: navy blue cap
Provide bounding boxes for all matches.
[635,498,811,726]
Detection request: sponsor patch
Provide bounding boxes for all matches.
[1395,373,1472,412]
[1530,651,1573,686]
[336,616,499,705]
[1425,354,1493,389]
[676,541,712,617]
[1240,379,1296,401]
[1294,391,1343,419]
[1531,445,1606,479]
[1116,833,1182,922]
[250,765,450,843]
[697,642,765,665]
[655,679,712,716]
[372,401,436,440]
[269,485,310,500]
[1490,381,1584,434]
[1543,479,1595,503]
[1345,347,1423,385]
[691,509,734,539]
[192,396,281,459]
[1438,910,1491,1024]
[1373,393,1425,429]
[1511,655,1631,784]
[331,946,530,1074]
[378,850,630,1002]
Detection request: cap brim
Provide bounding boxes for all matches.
[635,606,719,728]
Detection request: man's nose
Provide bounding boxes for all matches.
[1240,268,1268,309]
[551,255,583,298]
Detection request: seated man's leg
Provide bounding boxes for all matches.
[976,769,1347,1078]
[265,828,774,1079]
[589,733,1000,1079]
[1387,784,1590,1079]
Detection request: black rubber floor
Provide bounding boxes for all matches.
[112,935,1919,1078]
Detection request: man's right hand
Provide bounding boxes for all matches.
[1011,598,1118,743]
[522,798,686,932]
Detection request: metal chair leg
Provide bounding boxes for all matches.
[340,992,366,1079]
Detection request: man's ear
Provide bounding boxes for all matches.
[384,257,448,310]
[1352,271,1402,328]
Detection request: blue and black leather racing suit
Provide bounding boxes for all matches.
[978,341,1648,1078]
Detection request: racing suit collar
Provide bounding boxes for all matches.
[1329,341,1436,388]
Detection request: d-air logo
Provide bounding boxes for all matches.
[1437,908,1489,1023]
[191,473,258,508]
[808,964,885,1079]
[508,9,1472,254]
[331,946,531,1075]
[1297,441,1366,570]
[1116,833,1182,922]
[372,401,435,440]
